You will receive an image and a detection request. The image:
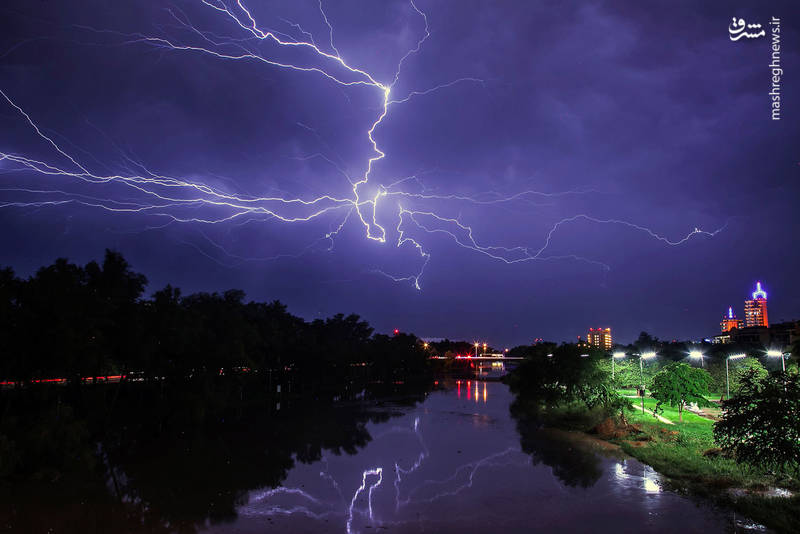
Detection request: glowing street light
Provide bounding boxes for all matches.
[612,351,626,380]
[689,350,705,368]
[474,342,479,358]
[726,353,746,399]
[766,349,788,372]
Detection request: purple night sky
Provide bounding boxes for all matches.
[1,0,798,345]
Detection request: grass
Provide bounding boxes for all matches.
[512,388,800,532]
[613,394,800,533]
[626,396,711,423]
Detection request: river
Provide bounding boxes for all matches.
[206,380,748,534]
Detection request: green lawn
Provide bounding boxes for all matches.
[626,396,711,424]
[615,397,800,533]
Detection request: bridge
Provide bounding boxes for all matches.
[428,355,524,361]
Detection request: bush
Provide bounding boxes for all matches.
[714,370,800,477]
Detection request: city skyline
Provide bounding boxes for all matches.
[0,0,798,346]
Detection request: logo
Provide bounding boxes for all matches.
[728,17,765,40]
[728,16,782,121]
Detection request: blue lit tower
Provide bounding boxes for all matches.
[744,281,769,328]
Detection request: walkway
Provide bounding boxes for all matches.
[625,396,674,425]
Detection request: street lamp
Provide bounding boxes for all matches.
[726,353,746,399]
[766,349,788,372]
[689,350,704,368]
[612,352,626,380]
[474,342,479,358]
[638,352,657,414]
[483,342,487,355]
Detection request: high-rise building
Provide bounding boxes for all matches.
[720,306,743,332]
[587,327,612,350]
[744,281,769,328]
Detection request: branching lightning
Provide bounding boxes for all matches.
[238,411,532,534]
[0,0,723,288]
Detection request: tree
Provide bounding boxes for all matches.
[714,370,800,476]
[634,331,658,351]
[650,362,711,422]
[0,268,20,383]
[369,333,427,380]
[706,357,767,399]
[506,344,631,421]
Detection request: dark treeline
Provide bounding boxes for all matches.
[0,251,435,533]
[0,250,428,388]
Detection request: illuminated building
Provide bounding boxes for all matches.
[744,281,769,328]
[711,333,731,345]
[720,307,743,332]
[587,327,612,350]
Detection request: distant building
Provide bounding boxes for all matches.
[744,281,769,328]
[728,321,800,348]
[720,307,743,332]
[711,333,731,345]
[587,327,612,350]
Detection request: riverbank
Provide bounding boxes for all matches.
[603,402,799,533]
[510,392,799,532]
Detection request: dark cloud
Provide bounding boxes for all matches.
[0,0,798,344]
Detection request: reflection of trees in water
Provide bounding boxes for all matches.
[0,252,435,531]
[505,344,628,490]
[510,404,603,489]
[0,382,427,533]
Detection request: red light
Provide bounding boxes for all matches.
[393,328,399,335]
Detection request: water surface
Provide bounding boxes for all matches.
[209,381,738,533]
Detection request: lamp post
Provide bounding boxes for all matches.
[474,342,479,358]
[612,352,626,381]
[766,349,788,372]
[639,352,657,414]
[726,353,746,399]
[483,342,487,356]
[689,350,704,368]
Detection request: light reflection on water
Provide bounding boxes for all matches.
[613,461,662,494]
[457,380,490,404]
[210,381,737,534]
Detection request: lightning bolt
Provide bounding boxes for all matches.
[0,0,724,288]
[346,467,383,534]
[234,411,532,533]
